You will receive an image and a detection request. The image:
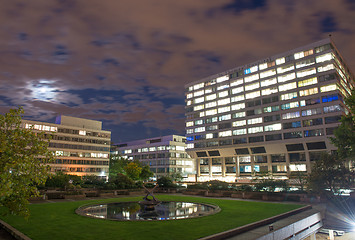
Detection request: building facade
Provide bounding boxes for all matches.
[22,115,111,180]
[115,135,196,182]
[185,38,354,183]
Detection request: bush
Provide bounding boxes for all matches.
[45,172,82,189]
[187,184,208,190]
[81,175,106,189]
[254,180,288,192]
[111,173,135,189]
[206,180,230,191]
[157,176,177,188]
[236,184,253,192]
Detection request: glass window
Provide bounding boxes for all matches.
[320,84,337,93]
[231,94,245,102]
[231,86,244,94]
[219,130,232,137]
[205,109,217,116]
[232,112,246,118]
[316,53,333,63]
[304,129,324,137]
[323,104,342,113]
[194,127,205,133]
[264,114,280,123]
[283,121,301,129]
[279,82,297,92]
[218,106,230,113]
[271,154,286,162]
[263,105,280,113]
[205,101,217,108]
[260,69,276,79]
[216,75,229,83]
[194,104,204,111]
[206,93,217,101]
[322,94,340,103]
[219,114,231,121]
[295,58,315,69]
[301,108,322,116]
[231,103,245,111]
[282,111,300,120]
[299,87,318,97]
[278,72,296,83]
[277,64,294,74]
[317,63,334,73]
[276,57,285,65]
[281,101,299,110]
[280,92,297,101]
[249,136,264,143]
[261,87,278,96]
[296,67,316,78]
[264,123,282,132]
[248,126,263,134]
[260,78,277,87]
[245,82,260,91]
[218,90,229,98]
[217,84,229,91]
[194,90,204,97]
[193,83,204,90]
[298,77,317,87]
[247,117,262,125]
[230,78,243,86]
[244,73,259,83]
[217,98,230,106]
[186,121,193,127]
[233,120,246,127]
[283,131,302,139]
[289,164,307,172]
[245,90,261,99]
[303,118,323,127]
[233,128,247,135]
[325,115,341,124]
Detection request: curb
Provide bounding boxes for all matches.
[0,219,31,240]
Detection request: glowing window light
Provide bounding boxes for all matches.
[278,72,296,82]
[296,67,316,78]
[245,91,260,99]
[217,98,230,106]
[276,57,285,65]
[206,94,216,101]
[244,73,259,83]
[248,126,263,134]
[205,101,217,108]
[264,123,282,132]
[193,82,204,90]
[316,53,333,63]
[233,120,246,127]
[260,78,277,87]
[279,82,297,92]
[247,117,262,125]
[245,82,260,91]
[230,78,243,86]
[186,121,193,127]
[260,69,276,79]
[216,75,229,83]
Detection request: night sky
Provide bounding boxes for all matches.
[0,0,354,143]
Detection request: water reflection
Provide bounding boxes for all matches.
[77,201,218,221]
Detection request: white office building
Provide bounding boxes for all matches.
[184,38,354,183]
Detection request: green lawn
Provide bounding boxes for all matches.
[0,195,303,240]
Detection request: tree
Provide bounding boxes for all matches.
[308,152,353,194]
[0,107,54,217]
[331,89,355,162]
[139,165,154,181]
[124,162,142,180]
[157,176,176,188]
[108,153,130,178]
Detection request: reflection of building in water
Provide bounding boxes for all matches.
[84,205,108,219]
[22,115,111,180]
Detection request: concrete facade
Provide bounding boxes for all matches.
[184,38,354,183]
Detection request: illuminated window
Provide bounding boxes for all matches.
[206,133,214,139]
[316,53,333,63]
[219,130,232,137]
[278,72,296,83]
[188,86,194,91]
[281,101,299,110]
[230,78,243,86]
[186,121,193,127]
[320,84,337,93]
[247,117,262,125]
[206,94,216,101]
[263,105,280,113]
[231,94,245,102]
[231,86,244,94]
[317,63,334,73]
[218,90,229,98]
[260,69,276,79]
[295,58,315,69]
[205,88,214,94]
[79,130,86,135]
[264,123,282,131]
[259,62,268,70]
[261,87,278,96]
[260,78,277,87]
[194,127,205,133]
[322,94,340,103]
[277,64,294,74]
[244,73,259,83]
[193,82,204,90]
[233,128,247,135]
[294,49,313,59]
[233,120,246,127]
[301,108,322,116]
[289,164,307,172]
[186,129,193,134]
[194,104,204,111]
[299,87,318,97]
[205,109,217,116]
[282,111,300,119]
[245,82,260,91]
[219,114,231,121]
[217,98,230,106]
[298,77,317,87]
[195,119,204,125]
[231,103,245,111]
[186,100,192,106]
[304,129,324,137]
[248,126,263,134]
[218,106,230,113]
[233,112,246,118]
[296,67,316,78]
[186,93,193,99]
[194,90,204,97]
[217,84,229,91]
[245,90,260,99]
[206,125,218,130]
[194,97,204,104]
[323,105,342,113]
[216,75,229,83]
[206,117,218,123]
[200,111,205,117]
[279,82,297,92]
[276,57,285,65]
[205,101,217,108]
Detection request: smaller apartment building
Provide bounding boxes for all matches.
[115,135,196,182]
[22,115,111,180]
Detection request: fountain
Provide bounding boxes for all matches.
[76,184,220,221]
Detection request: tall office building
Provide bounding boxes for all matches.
[185,38,354,183]
[22,115,111,180]
[115,135,196,182]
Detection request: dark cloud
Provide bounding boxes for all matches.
[0,0,354,143]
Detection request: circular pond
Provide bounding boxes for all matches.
[76,201,220,221]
